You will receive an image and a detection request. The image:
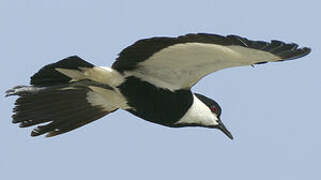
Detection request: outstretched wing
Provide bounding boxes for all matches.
[112,33,311,91]
[6,56,126,137]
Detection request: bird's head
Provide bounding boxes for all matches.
[194,93,233,140]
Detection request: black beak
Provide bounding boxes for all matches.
[217,120,233,140]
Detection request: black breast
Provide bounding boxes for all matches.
[118,76,193,126]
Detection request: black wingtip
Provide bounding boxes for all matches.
[301,47,312,57]
[9,84,113,137]
[298,47,311,59]
[277,46,311,62]
[30,129,40,137]
[5,86,24,97]
[5,90,12,97]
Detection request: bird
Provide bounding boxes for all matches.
[6,33,311,139]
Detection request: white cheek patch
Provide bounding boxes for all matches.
[175,95,219,126]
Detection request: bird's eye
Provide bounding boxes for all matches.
[210,106,217,113]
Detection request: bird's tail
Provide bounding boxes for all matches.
[6,56,126,137]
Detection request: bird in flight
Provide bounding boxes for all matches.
[6,33,311,139]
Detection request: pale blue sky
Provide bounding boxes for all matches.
[1,0,320,179]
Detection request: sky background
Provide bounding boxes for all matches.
[1,0,320,179]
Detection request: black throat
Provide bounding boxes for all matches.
[118,76,193,126]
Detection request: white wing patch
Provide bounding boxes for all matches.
[56,66,124,87]
[55,66,130,111]
[125,43,280,91]
[87,86,130,110]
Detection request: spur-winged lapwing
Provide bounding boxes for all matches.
[6,33,311,139]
